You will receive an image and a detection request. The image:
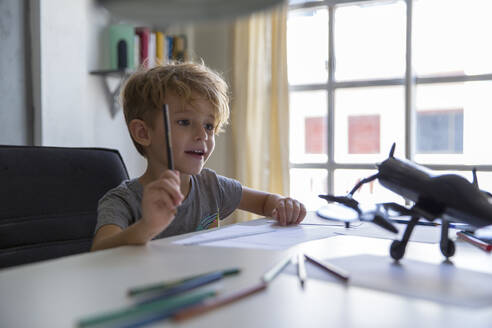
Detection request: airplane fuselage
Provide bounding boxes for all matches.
[377,157,492,229]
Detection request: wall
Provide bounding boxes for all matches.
[0,0,32,145]
[31,0,146,177]
[86,0,147,178]
[192,20,235,178]
[29,0,234,178]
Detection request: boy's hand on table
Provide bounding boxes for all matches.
[271,197,306,226]
[141,170,183,235]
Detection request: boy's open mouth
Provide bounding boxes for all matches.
[185,149,205,157]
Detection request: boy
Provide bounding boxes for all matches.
[91,62,306,251]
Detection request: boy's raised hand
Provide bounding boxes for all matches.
[271,197,306,226]
[141,170,183,237]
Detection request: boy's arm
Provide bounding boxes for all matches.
[238,186,306,226]
[91,170,183,251]
[91,221,162,251]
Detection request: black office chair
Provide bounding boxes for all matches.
[0,145,129,269]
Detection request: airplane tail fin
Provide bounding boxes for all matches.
[472,167,479,188]
[472,168,492,198]
[389,142,396,158]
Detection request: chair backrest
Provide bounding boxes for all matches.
[0,145,129,269]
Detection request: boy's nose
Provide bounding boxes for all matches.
[194,126,208,140]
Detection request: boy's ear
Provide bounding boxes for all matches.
[129,119,152,147]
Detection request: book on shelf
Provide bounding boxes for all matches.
[172,35,187,61]
[135,27,150,67]
[166,35,174,61]
[149,32,156,67]
[105,25,189,71]
[156,31,166,64]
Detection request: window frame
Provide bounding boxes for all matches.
[288,0,492,196]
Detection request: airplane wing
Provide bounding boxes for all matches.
[381,202,439,222]
[381,202,414,216]
[481,190,492,199]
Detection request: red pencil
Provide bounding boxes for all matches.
[304,254,350,282]
[457,231,492,252]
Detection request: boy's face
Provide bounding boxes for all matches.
[149,92,216,175]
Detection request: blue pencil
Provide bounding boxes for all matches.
[128,268,240,297]
[137,271,226,305]
[390,218,467,229]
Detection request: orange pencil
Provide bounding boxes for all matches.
[173,281,267,321]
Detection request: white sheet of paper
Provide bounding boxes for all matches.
[285,254,492,308]
[173,223,278,245]
[202,225,338,250]
[173,218,337,250]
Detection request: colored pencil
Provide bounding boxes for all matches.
[457,231,492,252]
[304,254,349,282]
[136,270,234,305]
[77,289,216,328]
[173,281,267,322]
[390,218,467,229]
[163,104,174,170]
[297,253,306,288]
[128,268,240,297]
[261,255,293,284]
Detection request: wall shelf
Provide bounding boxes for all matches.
[90,69,134,116]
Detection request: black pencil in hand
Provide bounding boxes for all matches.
[163,104,174,170]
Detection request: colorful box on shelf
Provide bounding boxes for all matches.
[109,24,135,70]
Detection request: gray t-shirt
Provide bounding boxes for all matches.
[95,168,242,239]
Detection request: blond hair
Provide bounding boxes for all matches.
[121,61,230,156]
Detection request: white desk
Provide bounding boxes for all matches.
[1,221,492,328]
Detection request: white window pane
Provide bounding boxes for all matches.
[287,7,328,84]
[334,0,406,81]
[414,82,492,165]
[475,172,492,194]
[414,0,492,76]
[334,169,405,204]
[334,86,405,163]
[289,90,328,164]
[290,168,328,211]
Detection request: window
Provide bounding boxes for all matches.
[287,0,492,210]
[416,109,463,154]
[348,114,380,154]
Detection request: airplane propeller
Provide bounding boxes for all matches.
[372,212,398,234]
[318,195,398,234]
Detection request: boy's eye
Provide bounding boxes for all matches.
[205,123,215,131]
[177,119,190,126]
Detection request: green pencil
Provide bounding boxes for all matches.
[77,289,216,327]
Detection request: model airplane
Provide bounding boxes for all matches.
[318,143,492,260]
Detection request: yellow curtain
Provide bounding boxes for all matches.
[231,4,290,221]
